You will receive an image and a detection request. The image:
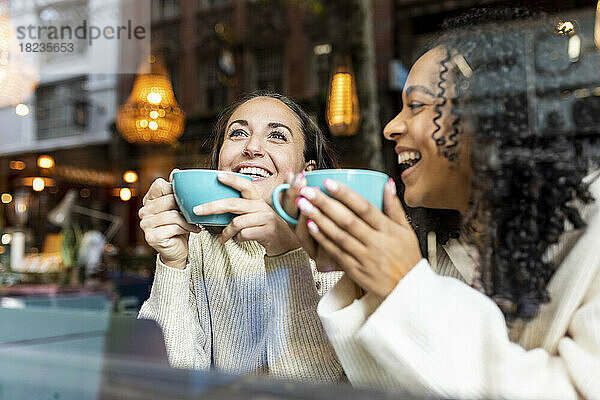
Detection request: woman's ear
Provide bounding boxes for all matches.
[304,160,317,171]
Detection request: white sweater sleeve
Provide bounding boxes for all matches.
[137,238,211,370]
[320,259,600,399]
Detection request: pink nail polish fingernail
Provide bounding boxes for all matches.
[388,178,397,195]
[297,197,314,213]
[299,186,317,200]
[323,179,339,192]
[307,219,319,233]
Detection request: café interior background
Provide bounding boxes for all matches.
[0,0,598,397]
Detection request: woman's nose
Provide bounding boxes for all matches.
[383,113,408,142]
[243,136,264,157]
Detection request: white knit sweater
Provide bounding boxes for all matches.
[139,229,345,383]
[318,172,600,399]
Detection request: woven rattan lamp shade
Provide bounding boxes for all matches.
[117,58,185,144]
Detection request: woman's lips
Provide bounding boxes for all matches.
[401,159,421,181]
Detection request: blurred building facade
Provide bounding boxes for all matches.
[147,0,595,172]
[0,0,139,258]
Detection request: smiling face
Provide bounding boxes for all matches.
[383,46,473,213]
[218,96,310,203]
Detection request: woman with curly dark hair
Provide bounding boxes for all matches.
[288,8,600,399]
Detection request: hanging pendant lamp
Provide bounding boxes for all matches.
[325,55,360,136]
[117,56,185,144]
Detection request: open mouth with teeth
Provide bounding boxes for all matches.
[398,152,422,173]
[235,166,273,180]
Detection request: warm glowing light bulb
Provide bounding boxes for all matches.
[139,119,148,128]
[148,121,158,130]
[9,160,25,170]
[32,177,45,191]
[329,73,353,126]
[119,188,132,201]
[326,56,360,136]
[15,104,29,116]
[17,203,26,213]
[37,155,54,169]
[1,234,11,245]
[123,170,138,183]
[147,92,162,105]
[557,21,575,35]
[326,73,360,137]
[149,110,159,119]
[1,193,12,203]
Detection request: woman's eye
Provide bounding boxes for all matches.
[268,131,287,141]
[228,129,248,138]
[408,102,425,113]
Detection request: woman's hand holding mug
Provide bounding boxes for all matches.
[193,173,301,257]
[138,169,202,270]
[272,169,423,297]
[279,172,339,271]
[295,178,423,298]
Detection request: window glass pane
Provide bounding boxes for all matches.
[36,77,88,140]
[202,60,229,111]
[255,49,283,92]
[152,0,179,21]
[37,0,89,63]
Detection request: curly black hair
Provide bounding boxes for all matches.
[429,7,600,320]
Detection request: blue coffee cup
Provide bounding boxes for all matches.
[172,169,252,226]
[272,169,390,225]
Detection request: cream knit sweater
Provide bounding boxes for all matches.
[318,172,600,399]
[139,229,344,383]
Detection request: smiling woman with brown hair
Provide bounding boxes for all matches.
[137,91,345,382]
[288,8,600,399]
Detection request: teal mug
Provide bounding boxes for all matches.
[272,169,390,225]
[172,169,252,226]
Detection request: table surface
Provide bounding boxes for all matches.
[0,282,110,297]
[0,290,438,400]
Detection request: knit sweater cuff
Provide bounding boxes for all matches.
[148,255,192,303]
[264,248,320,314]
[264,247,308,269]
[318,273,382,339]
